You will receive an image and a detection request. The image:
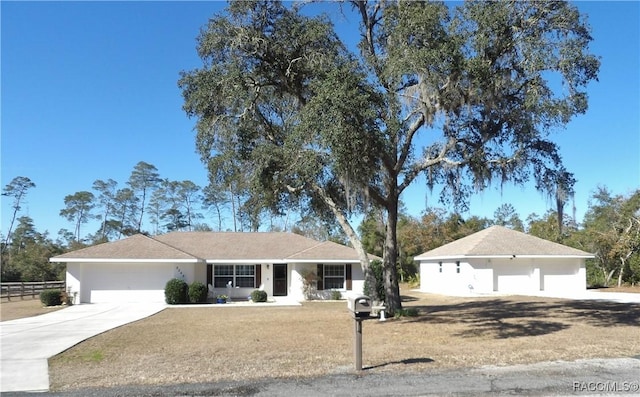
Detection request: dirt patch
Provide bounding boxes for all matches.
[0,298,65,321]
[48,289,640,391]
[590,285,640,294]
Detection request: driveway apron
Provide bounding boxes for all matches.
[0,302,165,393]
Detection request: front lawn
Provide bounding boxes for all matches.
[49,288,639,391]
[0,298,65,321]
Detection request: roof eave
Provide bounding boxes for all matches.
[284,259,362,264]
[415,254,594,261]
[205,258,363,264]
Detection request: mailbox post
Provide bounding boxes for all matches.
[347,295,371,371]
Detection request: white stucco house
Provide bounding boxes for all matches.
[415,226,594,296]
[50,232,370,304]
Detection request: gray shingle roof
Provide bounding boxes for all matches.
[51,234,199,261]
[414,225,593,260]
[155,231,339,261]
[51,232,369,262]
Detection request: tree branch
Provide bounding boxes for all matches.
[398,137,459,193]
[395,113,425,174]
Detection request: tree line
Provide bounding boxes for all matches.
[0,161,343,281]
[2,171,638,287]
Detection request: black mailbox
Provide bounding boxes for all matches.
[348,295,372,318]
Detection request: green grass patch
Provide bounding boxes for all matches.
[81,350,105,362]
[394,308,420,318]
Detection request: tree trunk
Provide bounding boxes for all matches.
[605,268,616,285]
[230,190,237,232]
[312,184,378,301]
[383,191,402,315]
[617,252,632,287]
[617,264,624,287]
[1,191,25,265]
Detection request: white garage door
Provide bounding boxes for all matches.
[540,263,579,293]
[493,263,532,293]
[82,262,176,303]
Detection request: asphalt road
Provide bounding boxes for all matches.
[4,357,639,397]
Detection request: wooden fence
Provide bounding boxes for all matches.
[1,281,66,301]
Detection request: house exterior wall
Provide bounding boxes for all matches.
[68,262,197,303]
[292,262,365,301]
[289,264,306,301]
[350,263,365,298]
[70,260,368,304]
[419,260,478,295]
[467,259,493,293]
[66,263,82,303]
[260,263,272,295]
[419,257,587,296]
[207,262,365,302]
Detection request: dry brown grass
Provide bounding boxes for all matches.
[592,285,640,293]
[0,298,65,321]
[47,288,640,392]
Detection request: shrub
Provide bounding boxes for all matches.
[251,289,268,302]
[164,278,188,304]
[330,290,342,300]
[406,273,420,289]
[40,289,62,307]
[188,282,208,304]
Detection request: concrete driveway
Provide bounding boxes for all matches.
[432,289,640,304]
[0,302,165,393]
[531,290,640,304]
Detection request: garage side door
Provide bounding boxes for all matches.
[83,262,176,303]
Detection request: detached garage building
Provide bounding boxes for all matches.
[415,226,593,296]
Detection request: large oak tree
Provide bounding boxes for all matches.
[179,1,599,313]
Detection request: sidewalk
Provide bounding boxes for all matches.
[0,303,165,393]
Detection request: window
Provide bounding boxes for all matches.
[456,261,460,274]
[324,264,345,290]
[438,262,443,273]
[316,264,352,290]
[235,265,255,287]
[213,265,256,288]
[213,265,233,288]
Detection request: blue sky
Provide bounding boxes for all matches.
[1,1,639,238]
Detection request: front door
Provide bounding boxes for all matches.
[273,264,287,296]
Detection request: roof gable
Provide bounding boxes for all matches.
[286,240,359,261]
[415,225,593,260]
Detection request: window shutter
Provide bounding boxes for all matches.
[255,265,261,288]
[317,264,324,290]
[345,264,352,290]
[206,264,213,287]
